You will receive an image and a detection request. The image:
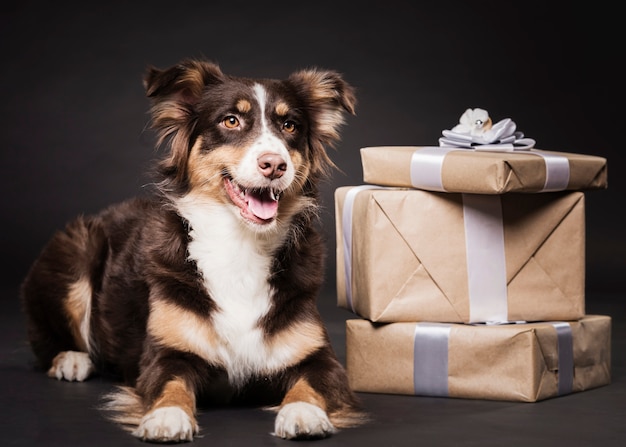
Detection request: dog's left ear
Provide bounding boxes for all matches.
[287,69,357,176]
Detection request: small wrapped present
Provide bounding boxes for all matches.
[360,146,607,194]
[361,109,607,194]
[346,315,611,402]
[336,186,585,323]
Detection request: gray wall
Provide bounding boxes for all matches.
[2,1,622,296]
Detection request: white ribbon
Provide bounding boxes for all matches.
[410,147,456,192]
[342,185,384,313]
[535,152,571,191]
[410,147,570,192]
[551,322,574,395]
[413,323,451,396]
[462,194,509,324]
[439,118,536,150]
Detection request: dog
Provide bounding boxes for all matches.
[20,58,366,442]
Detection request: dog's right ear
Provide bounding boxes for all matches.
[143,59,224,191]
[144,59,224,104]
[143,59,224,139]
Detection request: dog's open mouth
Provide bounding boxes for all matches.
[224,178,280,224]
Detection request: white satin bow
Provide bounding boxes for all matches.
[439,111,536,151]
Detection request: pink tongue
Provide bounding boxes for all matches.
[246,192,278,220]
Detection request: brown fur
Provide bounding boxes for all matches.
[21,58,367,442]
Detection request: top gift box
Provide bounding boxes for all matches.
[361,108,607,194]
[361,146,608,194]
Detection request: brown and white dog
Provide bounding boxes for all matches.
[20,58,366,442]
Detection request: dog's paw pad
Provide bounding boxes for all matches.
[273,402,336,439]
[47,351,94,382]
[133,406,198,442]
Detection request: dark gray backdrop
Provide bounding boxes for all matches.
[2,1,622,299]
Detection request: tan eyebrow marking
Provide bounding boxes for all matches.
[236,99,251,113]
[275,102,289,116]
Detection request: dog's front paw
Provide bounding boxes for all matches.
[273,402,336,439]
[47,351,94,381]
[133,406,198,443]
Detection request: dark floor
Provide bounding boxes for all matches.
[1,285,624,447]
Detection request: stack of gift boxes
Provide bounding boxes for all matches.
[335,138,611,402]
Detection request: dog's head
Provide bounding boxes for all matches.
[143,59,356,231]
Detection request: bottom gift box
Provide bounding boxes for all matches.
[346,315,611,402]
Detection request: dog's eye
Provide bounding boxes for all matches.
[222,116,240,129]
[282,120,297,134]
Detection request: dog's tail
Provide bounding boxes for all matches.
[99,386,146,432]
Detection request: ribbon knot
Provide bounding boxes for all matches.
[439,109,536,151]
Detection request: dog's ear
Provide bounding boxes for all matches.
[143,59,224,190]
[143,59,224,141]
[287,69,357,176]
[144,59,224,103]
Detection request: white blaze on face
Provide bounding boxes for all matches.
[233,84,295,189]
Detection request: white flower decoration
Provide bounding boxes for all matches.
[451,108,493,136]
[440,108,535,151]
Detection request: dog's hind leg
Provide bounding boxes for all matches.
[21,216,105,381]
[47,350,94,382]
[45,274,96,381]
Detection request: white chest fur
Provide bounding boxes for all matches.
[175,197,287,385]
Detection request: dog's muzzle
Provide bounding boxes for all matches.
[224,178,281,224]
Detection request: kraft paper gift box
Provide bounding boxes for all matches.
[360,146,608,194]
[336,186,586,323]
[346,316,611,402]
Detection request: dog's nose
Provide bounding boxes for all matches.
[257,153,287,179]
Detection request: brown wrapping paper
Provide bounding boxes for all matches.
[360,146,608,193]
[346,316,611,402]
[336,186,586,323]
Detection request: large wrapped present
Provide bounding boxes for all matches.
[336,186,585,323]
[360,146,608,194]
[346,316,611,402]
